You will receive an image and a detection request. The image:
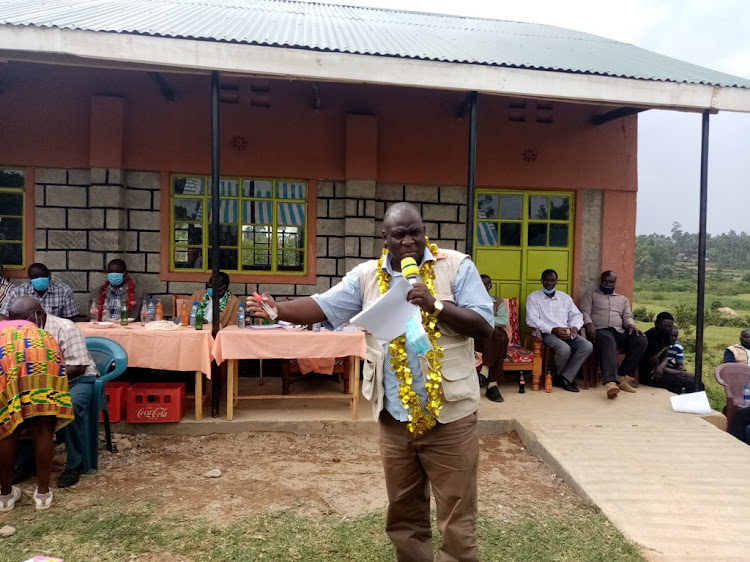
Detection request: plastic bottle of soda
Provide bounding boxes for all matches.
[155,298,164,321]
[544,371,552,393]
[140,302,148,325]
[519,373,526,394]
[180,302,189,327]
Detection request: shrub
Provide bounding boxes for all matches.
[742,272,750,283]
[632,306,655,323]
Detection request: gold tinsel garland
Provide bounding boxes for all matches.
[377,240,444,435]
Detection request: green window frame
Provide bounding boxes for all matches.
[0,167,26,270]
[169,174,308,275]
[474,191,573,250]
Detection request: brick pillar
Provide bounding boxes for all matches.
[344,114,378,267]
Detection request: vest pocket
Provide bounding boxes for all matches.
[422,339,476,402]
[362,346,383,401]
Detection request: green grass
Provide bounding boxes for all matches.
[634,269,750,412]
[1,499,643,562]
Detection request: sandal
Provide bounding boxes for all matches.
[34,488,53,510]
[0,486,21,512]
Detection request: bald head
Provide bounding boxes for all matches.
[9,295,45,325]
[383,202,421,229]
[381,203,426,271]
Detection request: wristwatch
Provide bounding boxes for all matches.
[432,299,444,318]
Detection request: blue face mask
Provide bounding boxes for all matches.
[31,277,50,291]
[107,273,125,286]
[206,288,213,298]
[600,285,615,295]
[542,287,555,295]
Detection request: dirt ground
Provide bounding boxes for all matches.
[47,430,586,523]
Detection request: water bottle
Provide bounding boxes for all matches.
[140,302,148,325]
[147,298,156,322]
[109,295,120,323]
[743,385,750,407]
[189,301,198,328]
[90,299,100,322]
[237,303,246,329]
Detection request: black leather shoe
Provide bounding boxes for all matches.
[12,463,35,484]
[559,379,579,393]
[478,373,488,388]
[57,466,82,488]
[486,385,504,402]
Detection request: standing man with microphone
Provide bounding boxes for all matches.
[247,202,493,562]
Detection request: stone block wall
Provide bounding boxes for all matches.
[29,167,468,317]
[34,167,163,314]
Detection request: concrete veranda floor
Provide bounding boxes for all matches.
[115,375,750,562]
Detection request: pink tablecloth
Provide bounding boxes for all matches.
[212,326,366,364]
[78,323,215,376]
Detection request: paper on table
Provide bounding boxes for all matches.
[350,277,418,343]
[670,391,712,415]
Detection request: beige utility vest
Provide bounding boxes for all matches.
[357,249,480,423]
[728,344,749,365]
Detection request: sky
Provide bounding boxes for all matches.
[312,0,750,235]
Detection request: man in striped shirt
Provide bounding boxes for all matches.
[667,327,685,369]
[0,264,14,316]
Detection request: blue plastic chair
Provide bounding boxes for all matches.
[83,337,128,474]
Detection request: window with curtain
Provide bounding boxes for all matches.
[170,175,308,274]
[0,168,26,269]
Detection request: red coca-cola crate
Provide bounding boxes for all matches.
[126,383,185,423]
[99,381,131,423]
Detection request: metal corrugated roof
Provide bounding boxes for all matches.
[1,0,749,89]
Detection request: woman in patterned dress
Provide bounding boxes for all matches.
[0,320,74,511]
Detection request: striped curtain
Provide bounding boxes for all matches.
[276,182,306,199]
[242,201,273,225]
[277,203,306,226]
[476,223,498,246]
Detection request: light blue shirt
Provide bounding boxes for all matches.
[313,248,493,421]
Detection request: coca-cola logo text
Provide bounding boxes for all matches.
[137,407,169,419]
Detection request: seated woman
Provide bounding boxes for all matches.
[0,320,74,511]
[189,272,239,329]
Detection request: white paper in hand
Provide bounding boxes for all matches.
[350,277,418,343]
[670,391,712,415]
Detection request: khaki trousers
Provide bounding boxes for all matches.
[379,411,479,562]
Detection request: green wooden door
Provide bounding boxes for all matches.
[473,191,574,328]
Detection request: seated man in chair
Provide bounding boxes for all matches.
[722,328,750,365]
[10,296,99,488]
[474,275,509,403]
[579,270,646,400]
[526,269,592,393]
[639,312,695,394]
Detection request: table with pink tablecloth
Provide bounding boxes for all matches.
[78,323,215,420]
[212,327,366,420]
